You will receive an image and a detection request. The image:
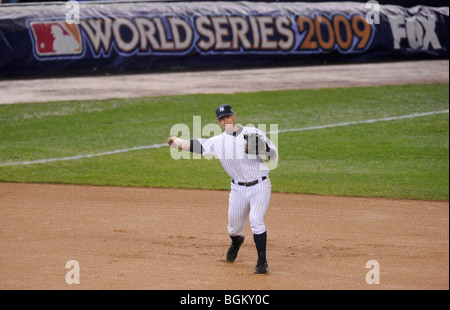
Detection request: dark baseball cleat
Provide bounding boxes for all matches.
[226,235,245,262]
[254,261,269,275]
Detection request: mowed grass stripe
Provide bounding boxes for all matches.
[0,110,447,167]
[0,84,448,200]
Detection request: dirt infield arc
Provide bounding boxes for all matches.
[0,183,448,290]
[0,60,448,105]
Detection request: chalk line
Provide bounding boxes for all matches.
[1,110,448,167]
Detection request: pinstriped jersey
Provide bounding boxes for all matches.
[195,126,277,182]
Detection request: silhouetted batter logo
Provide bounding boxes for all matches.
[29,21,82,57]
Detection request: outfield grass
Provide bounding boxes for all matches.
[0,84,448,201]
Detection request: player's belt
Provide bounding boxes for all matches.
[232,176,267,187]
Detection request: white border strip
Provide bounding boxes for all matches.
[1,110,448,167]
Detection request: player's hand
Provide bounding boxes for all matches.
[167,136,178,147]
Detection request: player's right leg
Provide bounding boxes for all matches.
[226,184,249,262]
[227,183,249,236]
[226,235,245,262]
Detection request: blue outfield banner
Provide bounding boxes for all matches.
[0,1,448,77]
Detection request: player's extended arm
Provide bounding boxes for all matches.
[167,136,191,151]
[167,136,204,154]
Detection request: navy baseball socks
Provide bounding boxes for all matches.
[226,232,269,274]
[226,235,245,262]
[253,231,269,275]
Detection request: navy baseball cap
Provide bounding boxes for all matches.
[215,104,234,119]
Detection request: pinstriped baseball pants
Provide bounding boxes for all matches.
[227,177,271,236]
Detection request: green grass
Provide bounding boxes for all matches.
[0,83,448,201]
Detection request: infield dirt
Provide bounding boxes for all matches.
[0,60,449,290]
[0,183,448,290]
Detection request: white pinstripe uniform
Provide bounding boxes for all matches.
[186,104,277,274]
[197,126,276,236]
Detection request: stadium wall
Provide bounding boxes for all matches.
[0,1,448,77]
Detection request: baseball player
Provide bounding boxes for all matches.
[167,104,278,275]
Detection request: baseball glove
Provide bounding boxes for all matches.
[244,133,266,155]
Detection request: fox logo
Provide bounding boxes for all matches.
[29,21,82,57]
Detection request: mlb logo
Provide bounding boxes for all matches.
[29,21,82,57]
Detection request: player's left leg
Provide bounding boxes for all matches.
[249,177,271,274]
[253,232,268,274]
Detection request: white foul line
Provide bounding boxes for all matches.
[0,143,167,167]
[0,110,448,167]
[268,110,449,134]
